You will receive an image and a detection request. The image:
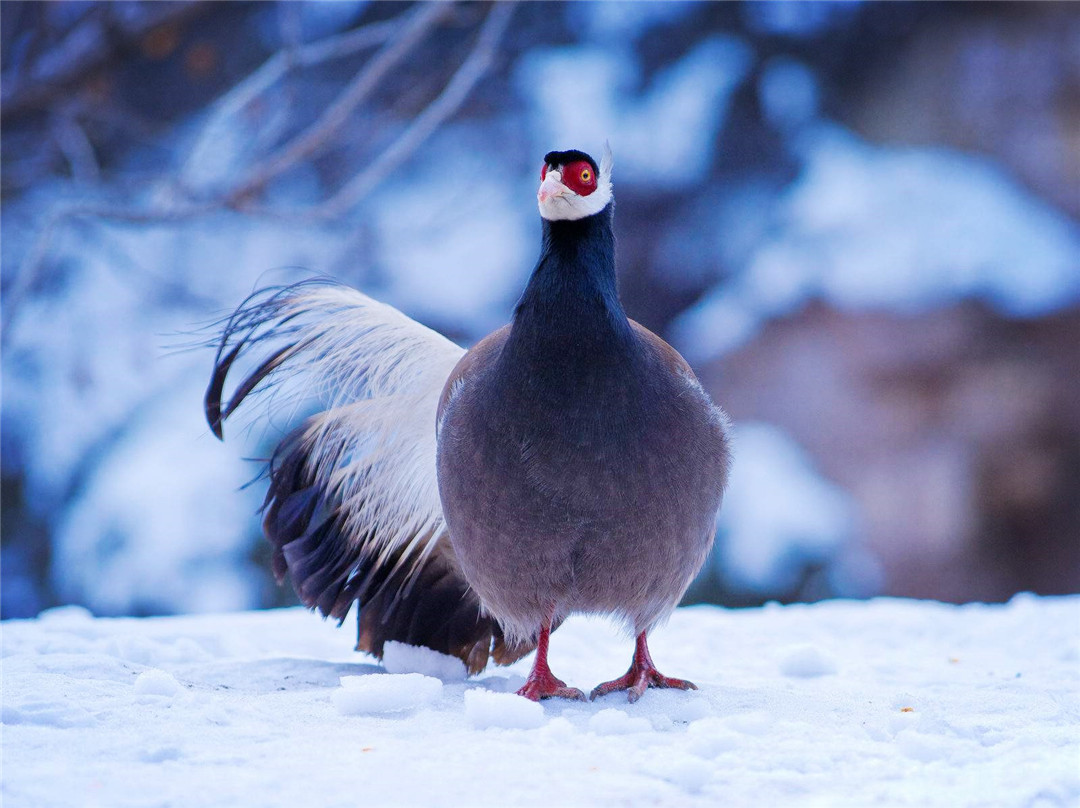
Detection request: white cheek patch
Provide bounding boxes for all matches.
[538,169,613,222]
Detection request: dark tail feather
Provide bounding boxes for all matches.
[262,420,528,675]
[205,344,242,439]
[216,343,297,438]
[203,280,325,439]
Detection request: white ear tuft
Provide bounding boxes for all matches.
[600,140,614,181]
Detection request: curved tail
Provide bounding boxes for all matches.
[206,280,528,672]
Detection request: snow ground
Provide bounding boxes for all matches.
[2,597,1078,808]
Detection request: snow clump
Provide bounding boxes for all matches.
[332,673,443,716]
[381,641,468,682]
[133,668,183,697]
[463,689,545,730]
[588,708,653,735]
[778,643,839,677]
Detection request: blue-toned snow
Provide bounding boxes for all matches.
[3,596,1077,807]
[715,422,864,596]
[672,125,1080,362]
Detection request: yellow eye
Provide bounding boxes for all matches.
[580,169,592,183]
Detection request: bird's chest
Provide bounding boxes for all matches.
[444,349,677,522]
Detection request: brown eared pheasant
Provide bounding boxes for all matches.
[206,146,732,702]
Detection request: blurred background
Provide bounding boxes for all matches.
[3,1,1078,620]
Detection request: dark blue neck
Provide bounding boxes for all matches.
[510,204,630,349]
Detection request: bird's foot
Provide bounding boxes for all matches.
[516,670,587,702]
[591,665,697,704]
[514,615,586,701]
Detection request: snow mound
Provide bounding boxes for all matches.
[133,668,183,697]
[35,605,94,624]
[332,673,443,716]
[463,689,545,730]
[139,745,182,763]
[684,718,742,757]
[382,640,468,682]
[777,643,838,677]
[588,708,652,735]
[649,755,714,794]
[1,700,96,729]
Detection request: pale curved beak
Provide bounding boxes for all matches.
[538,172,570,204]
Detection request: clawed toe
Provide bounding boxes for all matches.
[590,672,635,701]
[550,685,588,701]
[591,632,698,702]
[591,670,697,702]
[517,678,587,702]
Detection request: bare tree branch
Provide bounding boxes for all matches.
[225,2,453,205]
[2,201,219,345]
[313,2,517,220]
[1,2,209,118]
[1,1,516,345]
[178,17,400,188]
[52,108,101,183]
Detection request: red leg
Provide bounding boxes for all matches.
[516,619,586,701]
[591,632,698,703]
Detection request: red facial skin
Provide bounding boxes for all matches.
[540,160,598,196]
